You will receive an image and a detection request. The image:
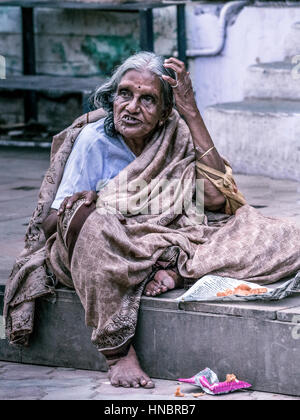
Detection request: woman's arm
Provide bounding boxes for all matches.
[42,209,58,240]
[163,57,226,211]
[42,191,98,240]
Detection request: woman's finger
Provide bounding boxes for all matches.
[58,198,68,215]
[164,59,185,76]
[84,191,96,205]
[164,62,183,78]
[59,191,96,213]
[66,192,81,208]
[162,74,177,87]
[164,56,185,69]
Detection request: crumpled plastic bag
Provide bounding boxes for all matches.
[178,368,251,395]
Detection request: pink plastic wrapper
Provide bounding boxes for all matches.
[178,368,251,395]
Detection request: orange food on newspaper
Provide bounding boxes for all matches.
[217,284,267,297]
[235,284,251,291]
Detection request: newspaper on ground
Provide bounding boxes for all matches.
[176,271,300,302]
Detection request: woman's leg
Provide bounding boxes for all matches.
[54,200,154,389]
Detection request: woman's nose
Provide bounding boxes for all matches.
[126,97,140,113]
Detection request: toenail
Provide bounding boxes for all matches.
[121,381,130,387]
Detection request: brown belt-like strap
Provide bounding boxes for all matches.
[196,160,247,215]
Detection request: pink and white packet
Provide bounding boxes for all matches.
[178,367,251,395]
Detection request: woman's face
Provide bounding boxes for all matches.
[113,69,165,144]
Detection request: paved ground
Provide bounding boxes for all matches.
[0,146,300,400]
[0,361,299,400]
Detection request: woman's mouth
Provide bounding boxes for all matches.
[122,115,141,125]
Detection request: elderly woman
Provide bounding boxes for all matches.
[4,52,300,390]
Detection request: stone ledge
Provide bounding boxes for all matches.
[134,306,300,396]
[204,100,300,181]
[1,284,300,396]
[141,286,300,322]
[244,62,300,101]
[0,284,107,371]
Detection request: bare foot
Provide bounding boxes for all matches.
[107,345,155,389]
[144,269,183,297]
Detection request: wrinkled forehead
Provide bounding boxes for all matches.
[118,69,162,96]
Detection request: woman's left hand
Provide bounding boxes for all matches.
[162,57,198,120]
[57,190,98,216]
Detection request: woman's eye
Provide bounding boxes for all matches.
[142,95,154,104]
[119,89,131,98]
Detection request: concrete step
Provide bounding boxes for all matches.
[203,99,300,181]
[284,21,300,59]
[244,61,300,100]
[1,284,300,396]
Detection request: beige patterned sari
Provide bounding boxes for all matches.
[4,109,300,357]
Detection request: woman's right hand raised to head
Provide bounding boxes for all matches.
[57,190,98,216]
[162,57,198,122]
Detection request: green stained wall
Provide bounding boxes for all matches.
[81,34,140,76]
[0,6,177,126]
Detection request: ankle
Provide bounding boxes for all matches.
[104,343,132,367]
[106,356,122,368]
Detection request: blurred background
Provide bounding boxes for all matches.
[0,0,300,181]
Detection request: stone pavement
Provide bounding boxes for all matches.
[0,146,300,401]
[0,361,299,400]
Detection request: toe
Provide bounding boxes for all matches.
[144,380,155,389]
[152,287,161,296]
[145,271,177,298]
[144,281,157,296]
[140,377,147,386]
[132,381,140,388]
[110,378,120,387]
[120,380,130,388]
[140,376,155,388]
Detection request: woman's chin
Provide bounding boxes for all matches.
[117,125,146,140]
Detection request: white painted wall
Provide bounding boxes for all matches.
[185,2,300,113]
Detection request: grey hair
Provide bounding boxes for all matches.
[90,51,176,137]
